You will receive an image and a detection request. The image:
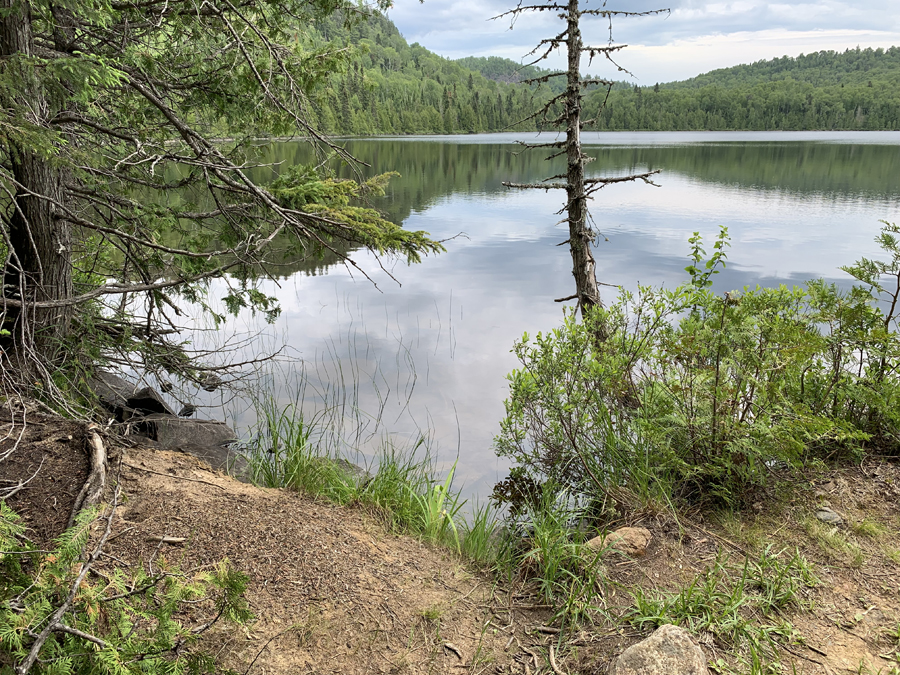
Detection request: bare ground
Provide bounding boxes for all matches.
[3,411,900,674]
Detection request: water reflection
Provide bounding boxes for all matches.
[196,132,900,499]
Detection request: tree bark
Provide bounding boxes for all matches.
[565,0,601,317]
[0,0,73,368]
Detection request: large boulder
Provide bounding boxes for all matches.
[609,624,708,675]
[126,387,176,417]
[134,414,247,478]
[90,372,175,418]
[91,370,136,412]
[137,413,238,449]
[587,526,652,557]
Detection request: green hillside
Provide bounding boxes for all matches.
[584,47,900,130]
[670,47,900,89]
[299,12,549,135]
[296,12,900,134]
[454,56,568,94]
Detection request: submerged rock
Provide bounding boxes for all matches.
[609,624,708,675]
[198,372,222,392]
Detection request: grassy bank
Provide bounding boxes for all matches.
[237,223,900,674]
[243,412,900,673]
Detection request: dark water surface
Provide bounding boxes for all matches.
[197,131,900,499]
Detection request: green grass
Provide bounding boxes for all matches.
[460,501,501,566]
[418,604,444,623]
[244,400,493,555]
[241,391,829,666]
[243,400,611,628]
[851,518,888,539]
[803,517,865,566]
[496,486,609,627]
[623,547,815,670]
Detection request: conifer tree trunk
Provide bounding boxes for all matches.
[1,0,74,367]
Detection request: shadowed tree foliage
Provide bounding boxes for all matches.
[0,0,442,391]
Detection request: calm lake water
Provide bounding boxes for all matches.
[195,131,900,499]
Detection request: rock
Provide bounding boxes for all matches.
[313,457,371,484]
[815,506,843,525]
[180,442,249,479]
[126,387,176,416]
[587,526,652,557]
[91,372,176,419]
[136,414,237,450]
[91,370,137,412]
[609,624,708,675]
[132,414,248,479]
[198,373,222,392]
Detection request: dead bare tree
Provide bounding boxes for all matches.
[497,0,666,319]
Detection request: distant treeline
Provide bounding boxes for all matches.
[583,47,900,130]
[302,11,900,134]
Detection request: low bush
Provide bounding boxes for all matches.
[493,222,900,508]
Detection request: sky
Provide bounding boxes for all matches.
[385,0,900,83]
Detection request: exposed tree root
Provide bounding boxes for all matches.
[67,423,107,528]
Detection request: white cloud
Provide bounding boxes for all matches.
[386,0,900,82]
[623,28,900,81]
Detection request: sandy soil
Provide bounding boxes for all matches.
[3,410,900,674]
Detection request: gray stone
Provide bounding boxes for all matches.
[179,442,249,479]
[198,373,222,392]
[312,457,371,484]
[90,371,175,418]
[815,506,843,525]
[133,414,247,479]
[126,387,176,416]
[610,624,708,675]
[91,371,137,412]
[136,414,237,449]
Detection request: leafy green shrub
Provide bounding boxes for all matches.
[0,502,251,675]
[494,223,900,507]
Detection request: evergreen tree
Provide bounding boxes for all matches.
[0,0,441,388]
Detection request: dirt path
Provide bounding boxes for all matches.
[99,446,527,674]
[4,408,900,674]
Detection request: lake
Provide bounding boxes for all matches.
[191,131,900,500]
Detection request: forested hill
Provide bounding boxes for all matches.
[302,10,900,134]
[671,47,900,89]
[458,48,900,130]
[583,47,900,130]
[301,12,548,135]
[453,56,566,94]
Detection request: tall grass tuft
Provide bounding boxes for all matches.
[243,398,492,555]
[498,485,608,627]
